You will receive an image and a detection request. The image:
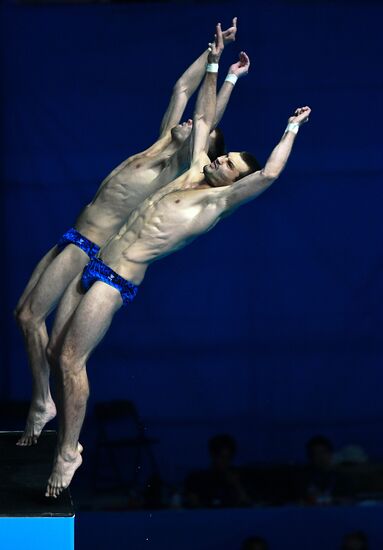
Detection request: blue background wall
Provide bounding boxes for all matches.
[2,0,383,488]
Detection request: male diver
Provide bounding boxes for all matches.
[44,23,311,497]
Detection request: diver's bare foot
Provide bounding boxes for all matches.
[17,399,57,446]
[45,450,82,498]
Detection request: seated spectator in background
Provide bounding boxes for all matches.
[300,435,351,505]
[184,434,251,508]
[333,445,369,466]
[341,531,369,550]
[241,536,269,550]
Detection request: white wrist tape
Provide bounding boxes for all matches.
[225,73,238,85]
[285,122,300,134]
[206,63,219,73]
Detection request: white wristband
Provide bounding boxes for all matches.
[225,73,238,85]
[285,122,300,134]
[206,63,219,73]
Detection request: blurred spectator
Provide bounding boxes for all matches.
[341,530,369,550]
[184,434,251,508]
[241,536,269,550]
[300,435,350,504]
[333,445,369,466]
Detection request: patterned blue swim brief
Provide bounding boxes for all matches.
[57,228,100,260]
[81,258,138,306]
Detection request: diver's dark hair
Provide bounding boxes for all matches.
[208,127,226,161]
[238,151,262,179]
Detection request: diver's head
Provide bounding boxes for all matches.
[203,151,261,187]
[170,119,193,143]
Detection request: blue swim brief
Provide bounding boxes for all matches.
[57,228,100,260]
[81,258,138,306]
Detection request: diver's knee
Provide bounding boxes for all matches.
[15,302,35,329]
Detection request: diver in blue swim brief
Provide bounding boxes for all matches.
[57,228,100,260]
[81,258,138,306]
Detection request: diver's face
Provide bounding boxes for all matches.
[171,119,193,143]
[203,152,249,187]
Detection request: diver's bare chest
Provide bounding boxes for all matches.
[156,190,203,210]
[99,172,159,203]
[143,192,211,229]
